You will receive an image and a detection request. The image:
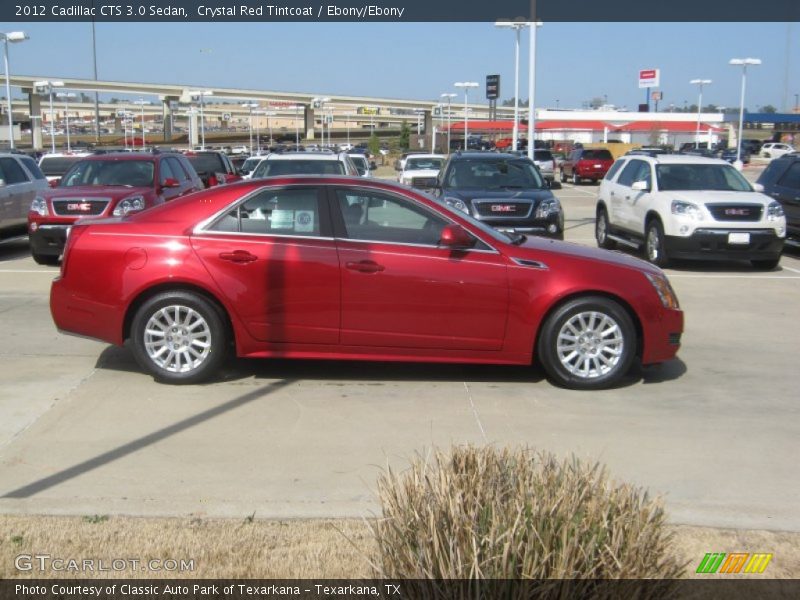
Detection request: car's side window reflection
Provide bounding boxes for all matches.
[209,187,321,236]
[336,189,447,246]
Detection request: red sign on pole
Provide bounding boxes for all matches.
[639,69,660,88]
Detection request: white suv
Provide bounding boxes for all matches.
[250,151,359,178]
[760,143,795,159]
[595,154,785,269]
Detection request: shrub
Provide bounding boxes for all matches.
[371,445,684,586]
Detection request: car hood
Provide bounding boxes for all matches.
[511,236,661,274]
[403,169,440,178]
[665,190,770,205]
[446,188,555,204]
[42,186,153,200]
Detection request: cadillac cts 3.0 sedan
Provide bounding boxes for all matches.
[51,177,683,390]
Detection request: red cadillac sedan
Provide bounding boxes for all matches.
[51,176,683,390]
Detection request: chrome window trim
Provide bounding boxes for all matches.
[333,236,500,254]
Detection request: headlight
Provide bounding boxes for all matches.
[30,196,48,216]
[644,272,680,310]
[671,200,703,220]
[767,201,785,221]
[535,197,562,219]
[112,195,145,216]
[443,196,469,213]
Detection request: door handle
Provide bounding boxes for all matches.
[346,260,385,273]
[219,250,257,263]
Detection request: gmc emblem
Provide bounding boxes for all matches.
[491,204,516,212]
[67,202,92,212]
[725,208,749,216]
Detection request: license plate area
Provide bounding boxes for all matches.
[728,232,750,245]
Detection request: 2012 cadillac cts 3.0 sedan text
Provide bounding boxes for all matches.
[51,177,683,390]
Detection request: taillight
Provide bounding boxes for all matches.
[60,224,88,278]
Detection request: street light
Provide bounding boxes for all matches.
[189,90,213,149]
[312,97,330,146]
[56,92,76,152]
[690,79,712,148]
[1,31,28,150]
[495,20,525,151]
[454,82,478,149]
[441,93,456,153]
[527,21,543,161]
[133,99,150,150]
[261,110,276,150]
[34,80,64,153]
[241,102,258,154]
[729,58,761,169]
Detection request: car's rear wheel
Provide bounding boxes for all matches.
[751,257,780,270]
[560,169,567,183]
[645,219,670,268]
[572,171,581,185]
[537,296,636,390]
[595,208,617,250]
[31,252,59,266]
[130,291,228,384]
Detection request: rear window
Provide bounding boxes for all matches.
[581,150,613,161]
[533,150,553,161]
[39,156,83,177]
[186,153,225,174]
[253,160,346,178]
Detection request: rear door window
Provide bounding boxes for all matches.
[0,158,30,185]
[209,187,324,237]
[20,157,46,180]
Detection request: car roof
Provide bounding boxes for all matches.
[406,153,445,160]
[72,152,160,161]
[452,151,528,160]
[623,154,728,165]
[264,152,348,161]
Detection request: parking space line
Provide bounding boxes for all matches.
[780,265,800,274]
[0,270,57,274]
[558,184,599,197]
[667,274,800,280]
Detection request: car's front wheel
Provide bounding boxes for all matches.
[645,219,670,268]
[537,296,637,390]
[130,291,228,384]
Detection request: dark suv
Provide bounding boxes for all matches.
[28,152,203,264]
[433,152,563,239]
[756,153,800,247]
[560,148,615,184]
[182,150,241,187]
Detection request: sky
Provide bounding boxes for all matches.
[8,21,800,113]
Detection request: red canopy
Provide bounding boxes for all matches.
[445,119,723,133]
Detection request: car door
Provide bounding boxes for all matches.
[0,157,35,228]
[331,186,509,351]
[600,158,627,226]
[191,185,340,344]
[614,159,652,233]
[766,161,800,235]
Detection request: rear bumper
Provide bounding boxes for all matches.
[50,276,124,345]
[665,229,784,260]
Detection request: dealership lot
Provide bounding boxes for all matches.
[0,177,798,532]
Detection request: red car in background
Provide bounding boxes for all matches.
[28,152,203,265]
[560,147,615,185]
[51,176,683,390]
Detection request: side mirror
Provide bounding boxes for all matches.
[162,177,180,188]
[753,182,765,193]
[631,180,650,192]
[439,224,475,249]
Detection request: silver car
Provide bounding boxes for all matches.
[532,149,556,182]
[0,154,50,242]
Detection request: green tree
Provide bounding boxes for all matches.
[760,105,777,114]
[399,121,411,150]
[368,133,380,156]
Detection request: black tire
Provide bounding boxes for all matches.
[751,257,780,270]
[595,208,617,250]
[130,291,228,384]
[537,296,637,390]
[560,168,567,183]
[572,171,581,185]
[645,218,670,268]
[32,252,60,266]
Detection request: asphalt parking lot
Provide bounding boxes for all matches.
[0,169,798,532]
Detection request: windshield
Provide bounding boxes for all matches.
[39,156,84,177]
[253,159,346,178]
[445,159,545,190]
[656,164,753,192]
[406,157,444,171]
[60,160,155,187]
[186,154,225,174]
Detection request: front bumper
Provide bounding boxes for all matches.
[29,224,70,257]
[665,229,784,260]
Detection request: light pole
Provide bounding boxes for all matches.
[312,97,330,146]
[527,21,543,161]
[34,80,64,153]
[262,111,276,150]
[690,79,712,148]
[190,90,213,149]
[441,93,456,153]
[242,102,258,154]
[454,82,478,149]
[56,92,76,152]
[1,31,28,150]
[496,20,524,151]
[133,98,149,150]
[729,58,761,169]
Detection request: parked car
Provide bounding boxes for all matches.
[531,149,557,182]
[28,152,203,265]
[349,153,376,178]
[51,176,683,390]
[756,153,800,247]
[394,151,428,172]
[627,147,672,158]
[239,155,266,180]
[397,154,445,189]
[760,143,795,159]
[250,152,359,178]
[0,153,50,242]
[38,152,93,185]
[595,154,785,269]
[560,148,615,184]
[182,150,242,187]
[434,151,563,239]
[717,147,751,164]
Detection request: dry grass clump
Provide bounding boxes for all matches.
[371,445,686,583]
